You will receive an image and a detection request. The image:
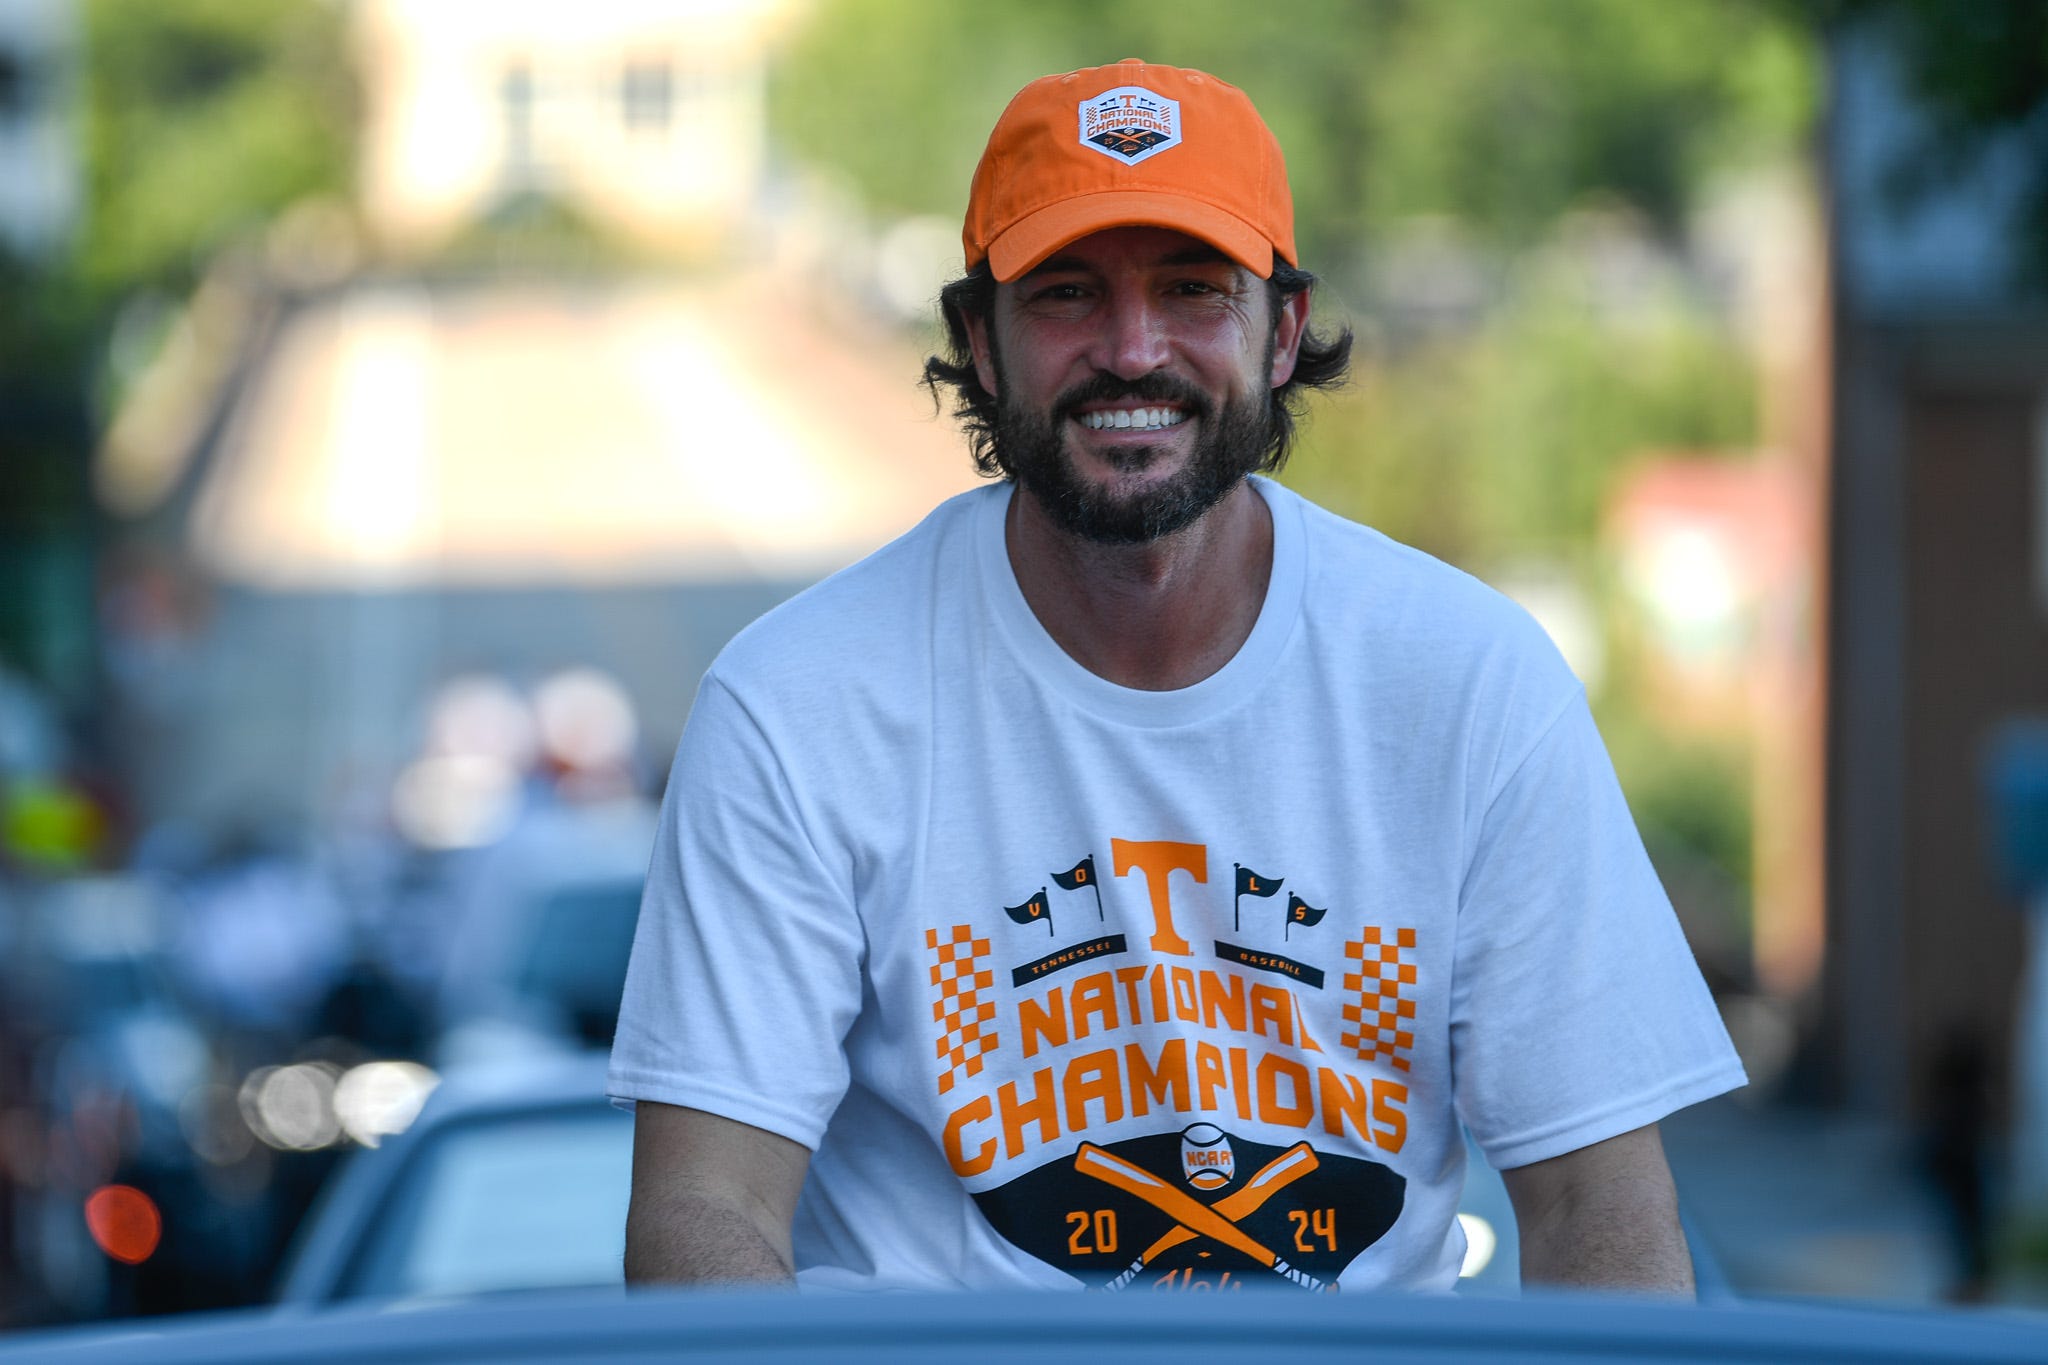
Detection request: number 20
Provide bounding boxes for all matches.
[1066,1209,1119,1255]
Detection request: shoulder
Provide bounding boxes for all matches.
[1270,481,1586,795]
[1276,483,1571,689]
[700,484,993,717]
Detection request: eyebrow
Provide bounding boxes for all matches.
[1020,243,1239,281]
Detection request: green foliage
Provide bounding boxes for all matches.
[1282,269,1758,566]
[0,1,352,698]
[771,0,1817,263]
[73,0,354,301]
[1604,712,1756,948]
[1348,0,1813,249]
[0,0,353,364]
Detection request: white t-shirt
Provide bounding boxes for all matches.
[609,478,1744,1293]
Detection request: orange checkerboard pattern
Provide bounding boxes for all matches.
[926,924,998,1095]
[1340,926,1418,1072]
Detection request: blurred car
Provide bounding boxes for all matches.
[269,1053,1667,1308]
[431,801,655,1070]
[276,1055,631,1306]
[0,874,295,1317]
[10,1056,2032,1360]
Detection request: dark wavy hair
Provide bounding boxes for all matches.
[921,254,1353,479]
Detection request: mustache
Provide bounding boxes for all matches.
[1053,373,1211,424]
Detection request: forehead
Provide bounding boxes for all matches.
[1016,226,1245,278]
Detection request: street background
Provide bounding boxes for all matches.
[1,0,2046,1327]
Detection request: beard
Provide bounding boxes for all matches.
[987,349,1277,546]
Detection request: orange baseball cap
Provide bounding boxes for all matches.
[963,58,1296,282]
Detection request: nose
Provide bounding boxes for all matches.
[1089,285,1171,379]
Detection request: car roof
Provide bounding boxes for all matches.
[407,1049,616,1119]
[10,1285,2048,1363]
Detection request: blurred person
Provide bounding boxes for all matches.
[613,60,1742,1296]
[167,827,351,1044]
[371,673,544,1000]
[433,668,657,1067]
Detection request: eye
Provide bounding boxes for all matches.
[1029,282,1089,302]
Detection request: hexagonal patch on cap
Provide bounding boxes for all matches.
[1077,85,1181,165]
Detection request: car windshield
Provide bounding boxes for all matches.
[341,1107,632,1300]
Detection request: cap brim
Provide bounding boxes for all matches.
[985,190,1279,282]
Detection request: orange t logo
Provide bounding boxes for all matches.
[1111,838,1206,957]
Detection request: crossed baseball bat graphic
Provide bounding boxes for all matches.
[1075,1141,1327,1292]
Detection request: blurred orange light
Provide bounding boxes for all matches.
[84,1185,161,1265]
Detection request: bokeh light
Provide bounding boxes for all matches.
[1456,1212,1498,1278]
[390,752,521,850]
[84,1185,162,1266]
[533,667,637,774]
[332,1061,439,1148]
[238,1063,343,1152]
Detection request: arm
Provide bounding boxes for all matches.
[1499,1122,1695,1296]
[624,1101,811,1288]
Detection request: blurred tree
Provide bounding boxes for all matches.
[1285,273,1758,566]
[73,0,353,304]
[0,0,352,702]
[771,0,1814,271]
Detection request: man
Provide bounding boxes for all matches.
[611,58,1744,1295]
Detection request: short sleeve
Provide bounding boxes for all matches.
[607,673,866,1150]
[1449,691,1745,1169]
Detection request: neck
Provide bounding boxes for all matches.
[1004,479,1273,691]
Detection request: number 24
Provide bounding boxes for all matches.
[1289,1207,1337,1253]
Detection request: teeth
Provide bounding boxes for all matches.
[1080,408,1185,431]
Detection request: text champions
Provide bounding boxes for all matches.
[941,962,1408,1177]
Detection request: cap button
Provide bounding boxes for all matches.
[1118,57,1143,65]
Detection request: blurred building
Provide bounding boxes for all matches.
[97,271,976,833]
[1825,20,2048,1140]
[351,0,797,259]
[92,0,978,837]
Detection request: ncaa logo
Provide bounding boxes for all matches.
[1180,1122,1234,1190]
[1077,85,1182,166]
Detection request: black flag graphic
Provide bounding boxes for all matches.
[1284,894,1327,941]
[1052,856,1104,919]
[1005,888,1054,936]
[1233,863,1283,931]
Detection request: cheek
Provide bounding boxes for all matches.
[1002,338,1085,402]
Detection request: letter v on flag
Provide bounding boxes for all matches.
[1005,888,1053,936]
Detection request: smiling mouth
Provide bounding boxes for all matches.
[1076,408,1188,432]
